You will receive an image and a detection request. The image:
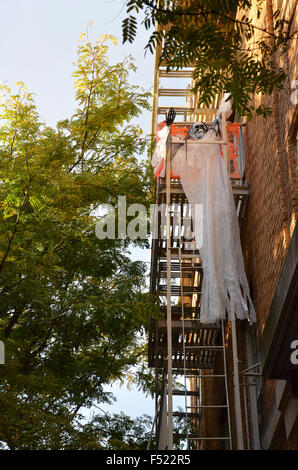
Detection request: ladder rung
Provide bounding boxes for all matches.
[171,390,200,396]
[187,405,228,409]
[171,137,226,145]
[184,345,223,350]
[175,434,229,440]
[154,319,220,329]
[158,106,217,115]
[188,437,231,441]
[158,344,220,350]
[173,372,214,376]
[170,121,194,127]
[158,88,192,97]
[159,264,202,271]
[169,246,196,250]
[159,70,193,78]
[190,374,226,378]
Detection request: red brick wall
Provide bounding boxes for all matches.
[242,0,298,332]
[240,0,298,445]
[188,0,297,449]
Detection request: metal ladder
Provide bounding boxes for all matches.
[177,258,232,449]
[164,160,232,449]
[151,49,221,136]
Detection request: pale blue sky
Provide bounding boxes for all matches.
[0,0,154,125]
[0,0,156,418]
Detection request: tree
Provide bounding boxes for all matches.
[75,412,154,450]
[0,34,158,449]
[122,0,296,117]
[76,409,190,450]
[36,409,188,450]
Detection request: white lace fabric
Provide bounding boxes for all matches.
[171,133,256,324]
[152,95,256,324]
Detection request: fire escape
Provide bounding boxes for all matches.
[147,39,260,450]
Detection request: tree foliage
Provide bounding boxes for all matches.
[78,409,189,450]
[0,34,158,449]
[122,0,295,117]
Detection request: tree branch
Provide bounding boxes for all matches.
[5,307,23,337]
[0,211,20,280]
[142,0,297,40]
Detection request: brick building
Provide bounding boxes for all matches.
[240,0,298,450]
[201,0,298,450]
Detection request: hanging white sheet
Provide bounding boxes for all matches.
[152,97,256,324]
